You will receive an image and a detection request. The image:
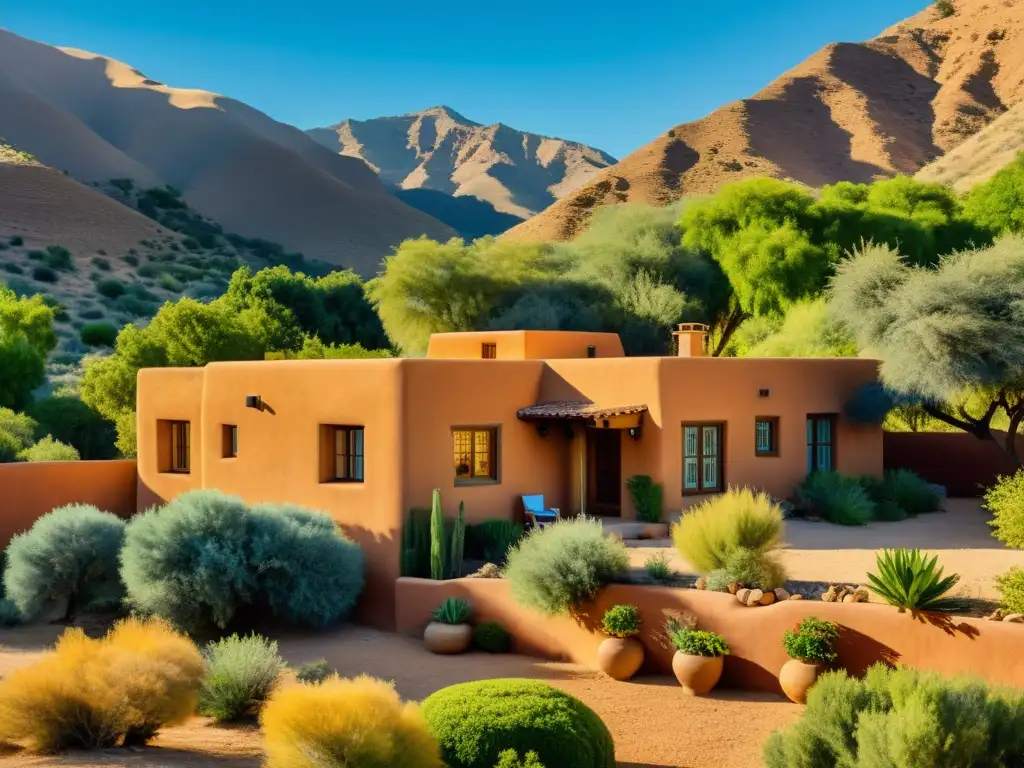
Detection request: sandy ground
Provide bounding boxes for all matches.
[0,624,801,768]
[629,499,1021,601]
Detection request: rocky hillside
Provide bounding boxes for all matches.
[504,0,1024,242]
[916,101,1024,190]
[307,106,616,222]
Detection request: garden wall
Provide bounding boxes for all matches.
[396,578,1024,694]
[0,460,138,547]
[883,431,1017,497]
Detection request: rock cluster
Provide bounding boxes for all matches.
[820,584,870,604]
[466,563,501,579]
[695,577,871,606]
[984,609,1024,623]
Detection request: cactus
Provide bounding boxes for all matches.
[400,508,431,577]
[430,488,446,580]
[449,501,466,579]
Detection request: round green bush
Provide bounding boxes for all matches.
[16,435,80,462]
[722,547,788,590]
[421,679,615,768]
[796,471,874,526]
[601,604,640,638]
[985,471,1024,548]
[473,621,511,653]
[198,633,284,722]
[996,567,1024,613]
[79,322,118,347]
[3,503,126,621]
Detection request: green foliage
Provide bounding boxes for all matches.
[27,393,118,460]
[796,471,875,526]
[734,298,857,358]
[467,520,524,565]
[871,470,941,516]
[764,664,1024,768]
[79,322,118,347]
[494,750,545,768]
[263,335,391,360]
[120,490,364,633]
[449,501,466,579]
[995,567,1024,613]
[643,552,675,583]
[0,407,37,458]
[92,256,111,271]
[0,599,20,627]
[504,517,628,616]
[704,568,733,592]
[3,503,126,621]
[934,0,956,16]
[0,335,45,411]
[42,246,73,272]
[295,658,333,684]
[722,546,788,590]
[985,472,1024,548]
[17,435,80,462]
[198,634,284,722]
[965,153,1024,235]
[431,597,472,625]
[115,410,137,458]
[625,475,663,523]
[666,626,729,657]
[671,488,783,573]
[401,508,432,578]
[782,617,839,663]
[421,679,615,768]
[9,236,23,246]
[96,278,126,299]
[430,489,446,580]
[473,622,511,653]
[31,266,57,283]
[867,549,969,613]
[601,604,641,638]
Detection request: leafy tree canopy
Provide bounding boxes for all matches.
[964,152,1024,236]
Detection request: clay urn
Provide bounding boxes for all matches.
[779,659,822,704]
[423,622,472,654]
[597,637,645,681]
[671,651,724,696]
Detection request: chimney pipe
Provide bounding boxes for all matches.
[673,323,708,358]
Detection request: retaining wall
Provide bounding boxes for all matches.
[884,431,1017,497]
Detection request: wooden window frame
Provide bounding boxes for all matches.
[222,424,238,459]
[169,420,190,474]
[755,416,779,457]
[681,421,724,495]
[481,343,497,359]
[453,426,499,485]
[806,414,837,474]
[324,426,365,483]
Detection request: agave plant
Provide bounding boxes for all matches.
[866,549,970,613]
[431,597,472,625]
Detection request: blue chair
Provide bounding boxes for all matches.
[522,495,560,528]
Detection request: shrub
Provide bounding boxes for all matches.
[782,617,838,664]
[671,488,783,573]
[43,246,73,271]
[995,567,1024,613]
[422,679,615,768]
[261,675,441,768]
[666,626,729,657]
[3,263,22,274]
[27,394,118,460]
[0,407,36,455]
[504,517,628,616]
[401,507,432,577]
[763,664,1024,768]
[704,568,733,592]
[16,435,80,462]
[865,470,942,517]
[198,634,283,722]
[721,546,788,590]
[0,599,20,627]
[625,475,663,523]
[295,659,333,684]
[601,604,640,638]
[934,0,955,18]
[80,322,118,347]
[643,552,675,583]
[985,472,1024,548]
[122,253,140,266]
[432,597,472,624]
[867,548,969,613]
[31,266,57,283]
[3,503,125,621]
[0,617,203,751]
[495,751,545,768]
[96,278,126,299]
[92,256,111,271]
[796,471,874,526]
[473,621,512,653]
[469,520,524,564]
[9,236,23,246]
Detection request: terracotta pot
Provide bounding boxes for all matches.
[638,523,670,540]
[779,659,823,704]
[671,651,724,695]
[423,622,472,654]
[596,637,645,680]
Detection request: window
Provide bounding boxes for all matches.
[755,417,778,457]
[807,415,836,473]
[481,343,497,359]
[453,427,498,483]
[170,421,190,473]
[683,423,723,493]
[330,427,364,482]
[222,425,238,458]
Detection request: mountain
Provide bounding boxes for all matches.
[503,0,1024,243]
[306,106,616,231]
[916,101,1024,190]
[0,28,455,275]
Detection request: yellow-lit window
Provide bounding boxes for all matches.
[453,427,498,483]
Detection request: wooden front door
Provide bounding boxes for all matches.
[588,428,621,515]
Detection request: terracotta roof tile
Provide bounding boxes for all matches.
[516,400,648,420]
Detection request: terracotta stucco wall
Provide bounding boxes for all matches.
[396,578,1024,693]
[884,432,1016,497]
[426,330,623,360]
[0,460,138,547]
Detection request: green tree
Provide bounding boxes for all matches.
[964,152,1024,235]
[28,393,118,459]
[0,408,38,462]
[732,299,857,358]
[0,286,58,354]
[0,287,56,410]
[264,335,392,360]
[17,435,80,462]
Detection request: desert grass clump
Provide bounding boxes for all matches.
[504,517,628,616]
[643,551,675,583]
[996,567,1024,614]
[295,659,334,684]
[198,634,284,723]
[0,617,203,751]
[985,471,1024,549]
[261,675,442,768]
[671,488,784,574]
[3,503,125,621]
[796,471,875,526]
[721,546,788,590]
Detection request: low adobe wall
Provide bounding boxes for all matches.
[884,431,1017,497]
[0,460,138,548]
[396,578,1024,693]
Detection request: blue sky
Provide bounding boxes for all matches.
[4,0,926,159]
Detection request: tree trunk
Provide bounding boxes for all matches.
[711,306,747,357]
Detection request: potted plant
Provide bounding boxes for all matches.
[779,616,838,703]
[596,604,645,680]
[424,597,473,654]
[665,614,729,695]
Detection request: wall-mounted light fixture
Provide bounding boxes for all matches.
[627,426,642,440]
[245,395,263,410]
[564,423,576,439]
[536,423,549,438]
[758,388,770,398]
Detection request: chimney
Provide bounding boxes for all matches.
[673,323,708,358]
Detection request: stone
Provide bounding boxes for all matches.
[789,593,804,600]
[467,563,501,579]
[853,588,870,602]
[835,587,851,601]
[985,609,1007,621]
[842,594,858,603]
[760,590,776,606]
[822,586,838,603]
[773,588,791,602]
[728,581,741,595]
[736,588,751,605]
[1004,614,1024,623]
[695,576,707,591]
[746,589,764,606]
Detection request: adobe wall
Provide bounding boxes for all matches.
[426,330,624,360]
[0,460,138,548]
[884,431,1017,497]
[396,578,1024,693]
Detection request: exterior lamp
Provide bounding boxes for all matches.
[536,423,549,437]
[627,426,642,440]
[245,395,262,410]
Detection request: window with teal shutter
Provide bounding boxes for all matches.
[806,415,836,474]
[683,423,723,494]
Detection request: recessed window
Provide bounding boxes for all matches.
[755,417,778,457]
[807,414,837,474]
[481,343,497,359]
[169,421,190,473]
[222,425,238,458]
[683,423,723,494]
[325,426,364,482]
[453,427,498,483]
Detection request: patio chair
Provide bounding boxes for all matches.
[522,495,560,528]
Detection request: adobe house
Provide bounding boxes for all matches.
[135,325,882,627]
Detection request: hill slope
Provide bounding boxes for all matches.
[0,28,455,274]
[504,0,1024,242]
[307,106,616,221]
[916,101,1024,190]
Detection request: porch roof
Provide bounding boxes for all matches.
[516,400,648,421]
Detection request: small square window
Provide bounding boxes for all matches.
[755,417,778,457]
[321,426,364,483]
[453,427,499,483]
[481,343,497,359]
[222,424,238,458]
[169,421,190,473]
